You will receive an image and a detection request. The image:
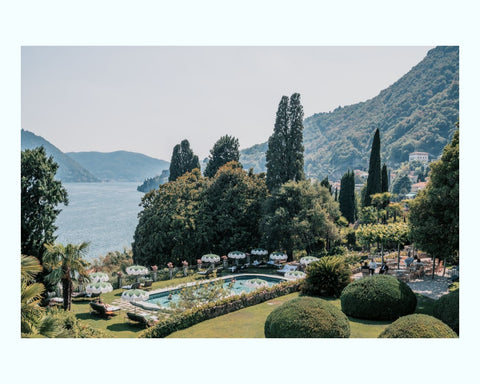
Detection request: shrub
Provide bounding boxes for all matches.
[378,314,457,338]
[433,289,459,335]
[302,256,352,297]
[264,297,350,338]
[340,274,417,321]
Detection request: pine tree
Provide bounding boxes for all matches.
[204,135,241,178]
[168,139,200,182]
[266,93,305,191]
[363,129,382,207]
[339,170,356,223]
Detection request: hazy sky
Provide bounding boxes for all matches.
[22,46,433,161]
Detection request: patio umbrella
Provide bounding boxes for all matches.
[201,254,220,265]
[269,252,288,263]
[126,265,149,282]
[228,251,246,265]
[121,289,149,313]
[89,272,109,283]
[284,271,307,280]
[85,282,113,300]
[251,248,268,256]
[243,278,269,289]
[300,256,319,266]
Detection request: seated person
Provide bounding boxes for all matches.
[404,255,415,267]
[379,262,389,274]
[368,259,377,275]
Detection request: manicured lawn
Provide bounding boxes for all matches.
[71,275,439,338]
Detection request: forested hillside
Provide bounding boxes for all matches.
[240,46,459,180]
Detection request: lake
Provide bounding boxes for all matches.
[54,182,145,261]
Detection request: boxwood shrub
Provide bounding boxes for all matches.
[433,289,459,335]
[378,314,458,338]
[264,296,350,338]
[302,256,352,297]
[340,274,417,321]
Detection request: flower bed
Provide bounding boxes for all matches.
[140,280,301,338]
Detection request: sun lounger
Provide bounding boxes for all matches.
[277,264,298,275]
[89,302,120,318]
[126,312,159,328]
[121,282,141,290]
[140,280,153,290]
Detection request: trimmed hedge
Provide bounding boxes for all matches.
[302,256,352,297]
[378,314,458,338]
[140,280,301,338]
[340,274,417,321]
[433,289,459,335]
[264,297,350,338]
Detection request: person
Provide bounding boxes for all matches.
[405,254,415,267]
[379,262,389,274]
[368,259,377,275]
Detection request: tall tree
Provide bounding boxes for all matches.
[43,242,90,311]
[168,139,200,182]
[409,128,459,268]
[204,135,241,178]
[266,93,305,191]
[266,96,289,191]
[21,147,69,263]
[339,170,356,224]
[286,93,305,183]
[363,129,382,207]
[381,164,389,193]
[320,176,332,194]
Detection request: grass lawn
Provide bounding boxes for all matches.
[72,274,438,338]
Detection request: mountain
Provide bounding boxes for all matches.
[21,129,100,182]
[67,151,170,182]
[240,46,459,180]
[137,169,170,192]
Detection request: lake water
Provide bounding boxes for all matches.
[55,182,144,261]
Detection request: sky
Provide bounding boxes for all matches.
[21,46,433,161]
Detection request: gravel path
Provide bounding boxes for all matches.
[406,275,451,299]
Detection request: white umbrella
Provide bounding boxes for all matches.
[251,248,268,256]
[243,278,269,289]
[89,272,109,283]
[121,289,149,313]
[85,281,113,295]
[228,251,246,265]
[201,254,220,264]
[270,252,288,262]
[284,271,307,280]
[126,265,149,282]
[300,256,319,266]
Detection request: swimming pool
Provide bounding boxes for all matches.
[146,274,286,308]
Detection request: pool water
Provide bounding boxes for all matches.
[146,275,284,308]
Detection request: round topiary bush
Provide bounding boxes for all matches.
[264,296,350,338]
[340,274,417,321]
[433,289,459,335]
[302,256,352,297]
[378,314,458,338]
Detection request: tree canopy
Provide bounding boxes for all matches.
[168,139,200,182]
[409,128,459,264]
[204,135,241,178]
[21,147,69,263]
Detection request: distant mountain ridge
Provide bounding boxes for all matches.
[67,151,169,182]
[21,129,170,182]
[21,129,99,182]
[240,46,459,180]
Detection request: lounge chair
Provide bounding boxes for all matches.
[89,302,120,318]
[198,266,214,276]
[121,282,141,290]
[277,264,298,275]
[72,292,101,302]
[126,312,159,328]
[140,280,153,290]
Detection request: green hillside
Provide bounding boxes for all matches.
[240,46,459,180]
[21,129,99,182]
[67,151,170,182]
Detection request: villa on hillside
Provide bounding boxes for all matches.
[409,151,430,163]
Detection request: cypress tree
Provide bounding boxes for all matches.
[266,93,305,191]
[381,164,389,193]
[204,135,241,178]
[287,93,305,183]
[363,129,382,207]
[168,139,200,182]
[320,176,332,194]
[339,170,356,223]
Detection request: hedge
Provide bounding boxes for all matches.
[140,280,301,338]
[378,314,458,338]
[433,289,459,335]
[264,297,350,338]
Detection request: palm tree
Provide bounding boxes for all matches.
[43,242,90,311]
